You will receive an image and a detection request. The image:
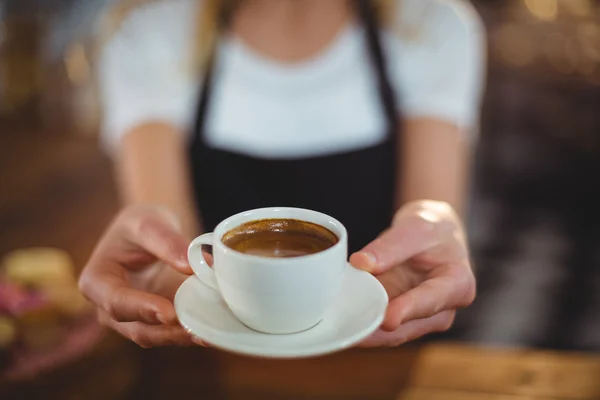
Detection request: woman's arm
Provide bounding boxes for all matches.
[396,118,472,215]
[388,0,484,215]
[351,118,476,347]
[117,123,200,239]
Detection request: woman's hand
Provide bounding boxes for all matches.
[350,200,475,347]
[79,205,199,347]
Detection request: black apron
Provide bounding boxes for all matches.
[189,0,399,254]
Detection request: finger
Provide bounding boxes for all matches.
[106,284,179,324]
[80,265,179,324]
[358,310,455,348]
[191,336,208,347]
[381,266,475,331]
[376,264,420,300]
[202,251,214,267]
[349,207,456,274]
[98,309,195,347]
[124,207,193,274]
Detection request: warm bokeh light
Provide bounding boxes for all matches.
[576,53,595,76]
[565,38,581,74]
[545,33,574,74]
[578,22,600,63]
[524,0,558,22]
[562,0,593,17]
[64,42,90,85]
[496,23,536,67]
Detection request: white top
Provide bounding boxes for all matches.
[99,0,486,159]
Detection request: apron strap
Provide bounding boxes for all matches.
[193,62,214,141]
[354,0,399,132]
[192,2,232,142]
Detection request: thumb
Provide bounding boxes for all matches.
[349,209,453,274]
[122,205,193,275]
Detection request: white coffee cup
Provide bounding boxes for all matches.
[187,207,348,334]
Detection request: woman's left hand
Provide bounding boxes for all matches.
[349,200,476,347]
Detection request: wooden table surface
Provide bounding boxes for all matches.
[0,127,599,400]
[2,338,599,399]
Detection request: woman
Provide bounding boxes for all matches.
[79,0,485,348]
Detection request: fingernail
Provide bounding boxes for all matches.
[383,308,403,331]
[177,257,190,269]
[156,313,168,324]
[192,336,207,347]
[362,252,378,271]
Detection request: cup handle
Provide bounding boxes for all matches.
[187,233,219,290]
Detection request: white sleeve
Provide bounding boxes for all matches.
[97,0,199,154]
[389,0,486,135]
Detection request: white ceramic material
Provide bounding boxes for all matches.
[187,207,348,334]
[175,264,388,358]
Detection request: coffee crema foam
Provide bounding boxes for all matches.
[222,218,338,258]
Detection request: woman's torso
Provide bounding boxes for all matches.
[98,0,485,250]
[191,1,399,252]
[99,0,484,155]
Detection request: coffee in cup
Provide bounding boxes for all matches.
[187,207,348,334]
[221,218,338,258]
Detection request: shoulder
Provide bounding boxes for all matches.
[394,0,485,45]
[97,0,202,153]
[115,0,198,36]
[385,0,487,129]
[101,0,199,72]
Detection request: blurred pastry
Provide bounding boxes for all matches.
[0,279,37,316]
[0,279,62,349]
[2,247,76,289]
[0,316,16,371]
[19,308,64,349]
[15,294,63,349]
[0,248,92,352]
[0,316,17,349]
[43,285,92,318]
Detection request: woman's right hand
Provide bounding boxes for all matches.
[79,205,199,347]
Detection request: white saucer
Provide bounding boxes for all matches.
[175,263,388,358]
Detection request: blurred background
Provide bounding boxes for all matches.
[0,0,599,399]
